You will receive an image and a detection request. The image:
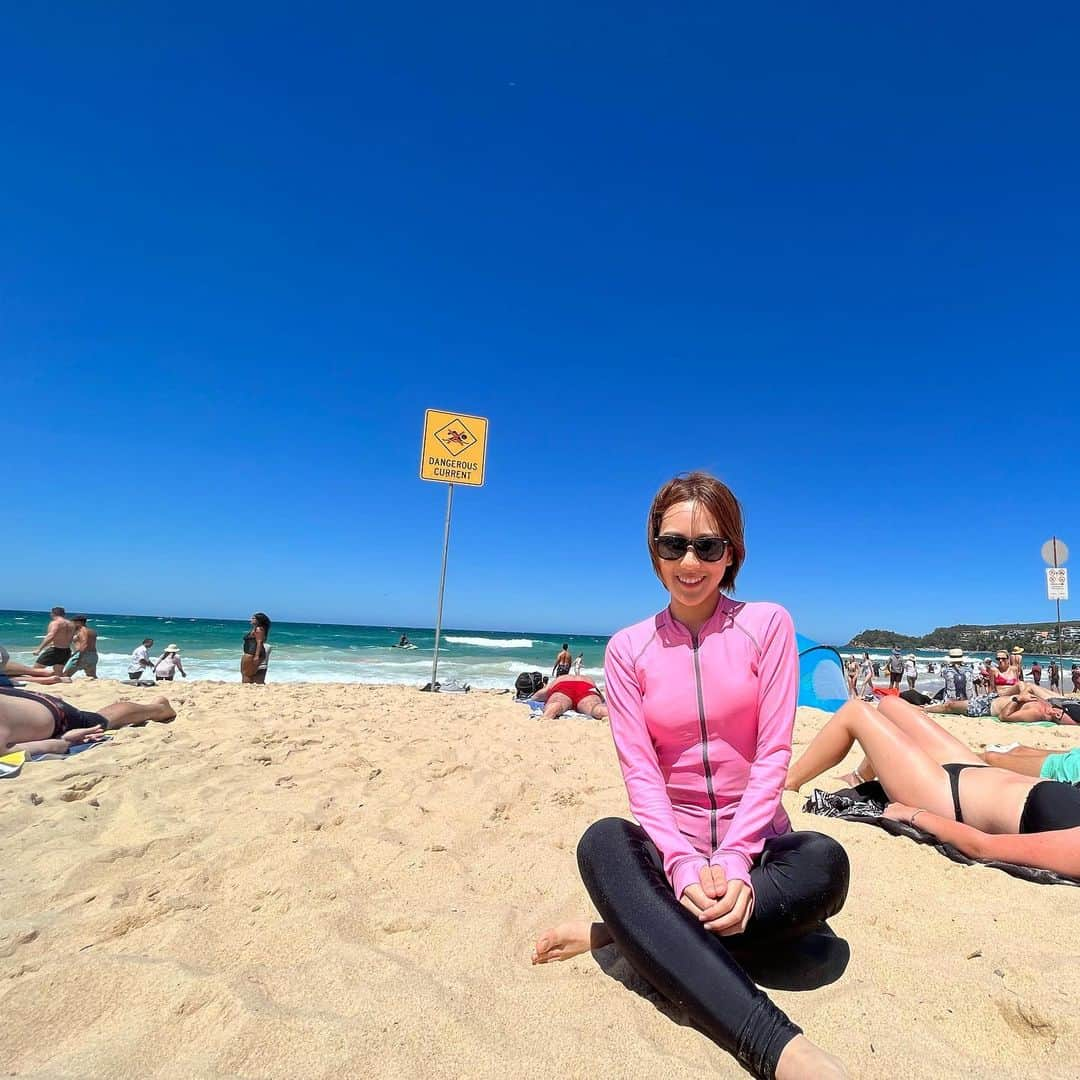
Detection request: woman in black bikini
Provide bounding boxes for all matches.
[785,696,1080,878]
[241,612,271,685]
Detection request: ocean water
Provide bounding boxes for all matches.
[3,609,1074,690]
[0,610,610,689]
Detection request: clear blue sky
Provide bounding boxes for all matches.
[3,4,1077,642]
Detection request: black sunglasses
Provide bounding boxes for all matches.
[654,534,730,562]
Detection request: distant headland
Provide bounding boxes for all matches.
[845,620,1080,655]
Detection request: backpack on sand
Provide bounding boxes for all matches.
[514,671,544,699]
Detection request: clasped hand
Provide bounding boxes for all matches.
[680,865,753,935]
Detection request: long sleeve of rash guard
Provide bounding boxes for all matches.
[605,635,707,900]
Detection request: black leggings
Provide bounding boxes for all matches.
[577,819,850,1079]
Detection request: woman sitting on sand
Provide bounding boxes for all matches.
[535,473,851,1080]
[528,674,608,720]
[785,695,1080,877]
[0,686,176,756]
[992,650,1018,688]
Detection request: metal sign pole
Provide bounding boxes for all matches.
[430,482,454,691]
[1041,535,1069,690]
[1053,536,1063,668]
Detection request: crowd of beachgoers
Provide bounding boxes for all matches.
[5,486,1080,1080]
[0,609,273,762]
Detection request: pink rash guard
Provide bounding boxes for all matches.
[604,594,798,902]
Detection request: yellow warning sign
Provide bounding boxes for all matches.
[420,409,488,486]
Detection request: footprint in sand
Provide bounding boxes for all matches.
[381,916,430,935]
[0,928,40,959]
[995,995,1061,1042]
[59,776,105,802]
[424,760,470,780]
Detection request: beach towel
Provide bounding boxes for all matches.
[29,736,111,762]
[0,751,26,779]
[523,699,598,720]
[803,781,1080,887]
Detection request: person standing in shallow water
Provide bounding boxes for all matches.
[533,472,850,1080]
[241,613,271,684]
[552,643,572,678]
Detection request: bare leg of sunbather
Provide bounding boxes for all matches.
[540,692,573,720]
[841,697,984,784]
[785,700,1034,833]
[532,920,612,964]
[924,699,972,714]
[877,696,986,765]
[98,697,176,729]
[980,746,1052,777]
[1,662,71,684]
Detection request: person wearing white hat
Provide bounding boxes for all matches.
[153,645,187,681]
[942,648,974,702]
[902,654,917,690]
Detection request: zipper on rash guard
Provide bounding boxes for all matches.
[691,632,719,850]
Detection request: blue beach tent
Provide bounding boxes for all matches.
[796,634,848,712]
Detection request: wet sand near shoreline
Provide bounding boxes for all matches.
[2,681,1078,1078]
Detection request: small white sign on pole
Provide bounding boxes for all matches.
[1046,567,1069,601]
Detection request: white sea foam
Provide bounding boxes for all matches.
[443,636,534,648]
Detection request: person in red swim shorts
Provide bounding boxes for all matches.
[528,674,608,720]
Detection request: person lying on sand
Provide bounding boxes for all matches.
[0,645,72,686]
[980,743,1080,783]
[925,683,1077,724]
[528,674,608,720]
[0,686,176,756]
[785,696,1080,878]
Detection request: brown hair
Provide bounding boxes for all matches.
[646,472,745,592]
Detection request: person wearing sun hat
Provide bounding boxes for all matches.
[902,653,918,690]
[1009,646,1026,682]
[942,647,975,701]
[153,644,187,681]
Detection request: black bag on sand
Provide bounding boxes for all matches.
[899,689,931,706]
[515,671,544,699]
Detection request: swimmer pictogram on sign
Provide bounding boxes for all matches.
[434,418,475,457]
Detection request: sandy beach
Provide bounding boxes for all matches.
[2,681,1078,1078]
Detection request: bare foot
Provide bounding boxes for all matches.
[532,920,611,964]
[775,1035,848,1080]
[153,697,177,723]
[837,771,862,788]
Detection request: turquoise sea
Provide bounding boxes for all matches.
[0,610,611,689]
[3,609,1074,690]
